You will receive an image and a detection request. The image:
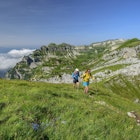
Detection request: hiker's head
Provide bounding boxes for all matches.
[85,69,90,73]
[75,68,79,72]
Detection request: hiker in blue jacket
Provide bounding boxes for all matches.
[72,68,80,89]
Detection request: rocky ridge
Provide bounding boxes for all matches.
[5,39,140,83]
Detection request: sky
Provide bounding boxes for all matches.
[0,0,140,48]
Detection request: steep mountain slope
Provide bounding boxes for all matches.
[5,38,140,83]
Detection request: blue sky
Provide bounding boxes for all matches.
[0,0,140,48]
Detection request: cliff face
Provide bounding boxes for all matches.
[5,39,140,83]
[5,43,79,81]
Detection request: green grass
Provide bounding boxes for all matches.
[0,76,140,140]
[92,64,130,74]
[117,38,140,50]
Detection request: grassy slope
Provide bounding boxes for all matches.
[0,77,140,140]
[117,38,140,50]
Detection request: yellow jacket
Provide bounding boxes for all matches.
[81,72,94,82]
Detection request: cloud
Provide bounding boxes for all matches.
[8,48,34,58]
[0,48,35,70]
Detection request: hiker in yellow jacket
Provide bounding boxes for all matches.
[81,69,94,94]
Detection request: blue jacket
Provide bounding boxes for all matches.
[72,72,80,80]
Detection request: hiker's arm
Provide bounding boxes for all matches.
[90,74,95,80]
[92,75,95,80]
[81,73,85,78]
[72,73,74,79]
